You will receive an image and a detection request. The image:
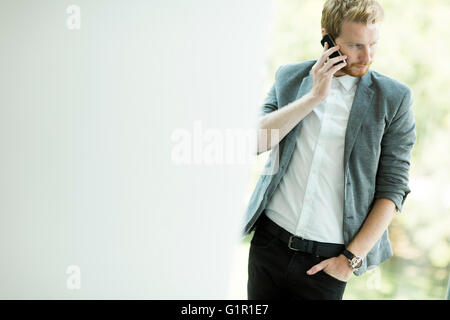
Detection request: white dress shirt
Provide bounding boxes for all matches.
[265,74,359,244]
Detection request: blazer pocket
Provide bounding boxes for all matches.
[355,123,385,158]
[358,122,385,141]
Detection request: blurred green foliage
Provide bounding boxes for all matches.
[248,0,450,299]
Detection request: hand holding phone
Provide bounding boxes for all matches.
[307,34,348,102]
[320,34,347,66]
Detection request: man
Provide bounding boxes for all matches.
[244,0,416,300]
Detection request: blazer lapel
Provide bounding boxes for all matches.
[343,71,374,171]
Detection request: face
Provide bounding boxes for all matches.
[323,21,380,77]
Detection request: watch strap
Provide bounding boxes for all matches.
[342,249,355,260]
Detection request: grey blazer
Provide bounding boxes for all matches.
[243,60,416,275]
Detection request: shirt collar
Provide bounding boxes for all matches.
[334,74,359,92]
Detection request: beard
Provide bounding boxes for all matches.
[341,61,372,77]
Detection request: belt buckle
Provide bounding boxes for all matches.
[288,235,301,251]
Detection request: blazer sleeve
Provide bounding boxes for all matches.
[259,66,282,117]
[374,88,417,212]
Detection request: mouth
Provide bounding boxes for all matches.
[356,65,367,69]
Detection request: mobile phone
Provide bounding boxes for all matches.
[320,34,346,66]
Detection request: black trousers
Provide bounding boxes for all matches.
[247,216,347,300]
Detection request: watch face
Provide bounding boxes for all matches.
[351,257,363,269]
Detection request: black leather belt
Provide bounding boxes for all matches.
[256,213,345,258]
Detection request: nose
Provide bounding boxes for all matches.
[360,46,371,64]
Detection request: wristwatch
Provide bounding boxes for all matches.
[342,249,363,271]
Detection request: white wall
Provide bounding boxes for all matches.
[0,0,276,298]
